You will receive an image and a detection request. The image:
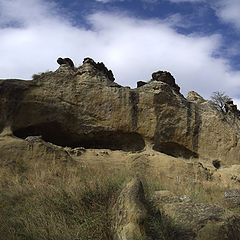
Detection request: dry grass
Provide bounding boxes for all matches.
[0,157,132,240]
[144,170,226,205]
[0,151,229,240]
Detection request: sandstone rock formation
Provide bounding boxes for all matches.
[1,57,240,164]
[187,91,206,103]
[0,135,72,163]
[151,70,180,93]
[112,178,148,240]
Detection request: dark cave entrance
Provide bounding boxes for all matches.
[153,142,198,159]
[13,122,145,152]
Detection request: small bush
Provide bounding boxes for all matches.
[32,70,51,80]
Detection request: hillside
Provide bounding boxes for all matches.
[0,58,240,239]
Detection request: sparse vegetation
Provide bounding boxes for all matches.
[0,158,131,240]
[0,155,230,240]
[32,70,51,80]
[144,171,226,205]
[146,204,183,240]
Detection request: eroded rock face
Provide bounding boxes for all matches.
[1,58,240,164]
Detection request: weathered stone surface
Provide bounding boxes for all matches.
[224,188,240,208]
[112,178,148,240]
[151,70,180,92]
[152,190,240,240]
[0,135,73,163]
[80,57,115,82]
[187,91,206,103]
[1,58,240,164]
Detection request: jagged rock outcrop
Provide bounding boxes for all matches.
[57,57,75,68]
[1,57,240,164]
[80,57,115,82]
[187,91,206,103]
[151,70,180,93]
[224,100,240,117]
[137,81,147,88]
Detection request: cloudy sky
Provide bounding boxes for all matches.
[1,0,240,102]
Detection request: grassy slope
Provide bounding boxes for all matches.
[0,157,130,240]
[0,147,234,240]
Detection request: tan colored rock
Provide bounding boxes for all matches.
[0,135,72,163]
[187,91,206,103]
[112,178,148,240]
[1,58,240,165]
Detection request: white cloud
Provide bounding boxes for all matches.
[141,0,158,3]
[95,0,125,3]
[168,0,204,3]
[0,0,59,27]
[212,0,240,29]
[1,0,240,100]
[95,0,112,3]
[168,0,240,30]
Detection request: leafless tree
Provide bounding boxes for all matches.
[210,91,231,112]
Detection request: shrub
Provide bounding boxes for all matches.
[32,70,51,80]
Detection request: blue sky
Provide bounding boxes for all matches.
[1,0,240,103]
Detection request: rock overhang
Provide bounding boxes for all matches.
[1,57,240,163]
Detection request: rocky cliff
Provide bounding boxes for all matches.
[1,57,240,165]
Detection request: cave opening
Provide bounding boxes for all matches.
[153,142,198,159]
[13,122,145,152]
